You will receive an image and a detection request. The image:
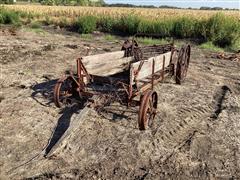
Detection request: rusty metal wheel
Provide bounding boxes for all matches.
[170,49,178,76]
[138,90,158,130]
[176,45,191,85]
[54,76,75,108]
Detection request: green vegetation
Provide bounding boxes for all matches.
[23,27,47,34]
[57,17,68,28]
[199,41,224,52]
[0,0,14,4]
[30,21,41,28]
[205,13,239,47]
[230,38,240,52]
[0,7,239,51]
[116,15,140,35]
[43,15,52,25]
[199,40,240,52]
[136,37,169,45]
[104,34,116,41]
[137,20,173,37]
[125,13,239,48]
[172,17,196,38]
[80,33,92,39]
[98,13,240,48]
[0,7,20,24]
[75,15,97,34]
[98,16,116,32]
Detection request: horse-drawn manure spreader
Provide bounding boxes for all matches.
[54,39,191,130]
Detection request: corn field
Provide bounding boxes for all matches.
[5,4,240,20]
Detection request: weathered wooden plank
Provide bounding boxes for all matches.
[44,96,99,157]
[81,49,171,77]
[130,52,172,82]
[83,55,134,76]
[81,51,124,66]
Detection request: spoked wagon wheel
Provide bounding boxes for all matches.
[170,49,178,76]
[54,76,76,108]
[138,90,158,130]
[176,45,191,85]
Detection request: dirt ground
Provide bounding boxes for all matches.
[0,26,240,179]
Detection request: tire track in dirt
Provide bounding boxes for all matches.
[152,104,212,162]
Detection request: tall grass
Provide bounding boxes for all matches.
[0,7,20,24]
[172,17,197,38]
[98,16,116,32]
[74,15,97,33]
[1,6,239,49]
[206,13,240,47]
[140,13,239,47]
[97,13,239,47]
[199,41,224,52]
[115,15,140,35]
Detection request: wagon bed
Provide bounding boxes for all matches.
[53,40,191,130]
[80,44,173,77]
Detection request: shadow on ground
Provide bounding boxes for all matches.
[96,103,137,122]
[31,79,58,107]
[44,104,82,156]
[211,85,232,120]
[31,79,86,156]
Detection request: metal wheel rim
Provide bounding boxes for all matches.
[138,90,158,130]
[54,77,74,108]
[176,45,191,84]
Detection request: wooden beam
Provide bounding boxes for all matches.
[44,96,100,157]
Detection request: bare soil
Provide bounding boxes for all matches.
[0,26,240,179]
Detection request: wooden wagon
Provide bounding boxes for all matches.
[53,40,191,130]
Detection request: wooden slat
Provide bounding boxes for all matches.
[130,52,172,83]
[82,51,125,65]
[81,51,134,76]
[85,56,133,76]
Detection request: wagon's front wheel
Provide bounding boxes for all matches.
[54,76,75,108]
[138,90,158,130]
[176,45,191,84]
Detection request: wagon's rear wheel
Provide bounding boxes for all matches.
[170,49,178,76]
[54,76,76,108]
[176,45,191,84]
[138,90,158,130]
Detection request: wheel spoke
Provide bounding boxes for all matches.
[149,97,153,110]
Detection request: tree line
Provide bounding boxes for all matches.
[0,0,239,10]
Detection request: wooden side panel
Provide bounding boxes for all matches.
[81,50,133,76]
[130,52,172,82]
[81,51,125,67]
